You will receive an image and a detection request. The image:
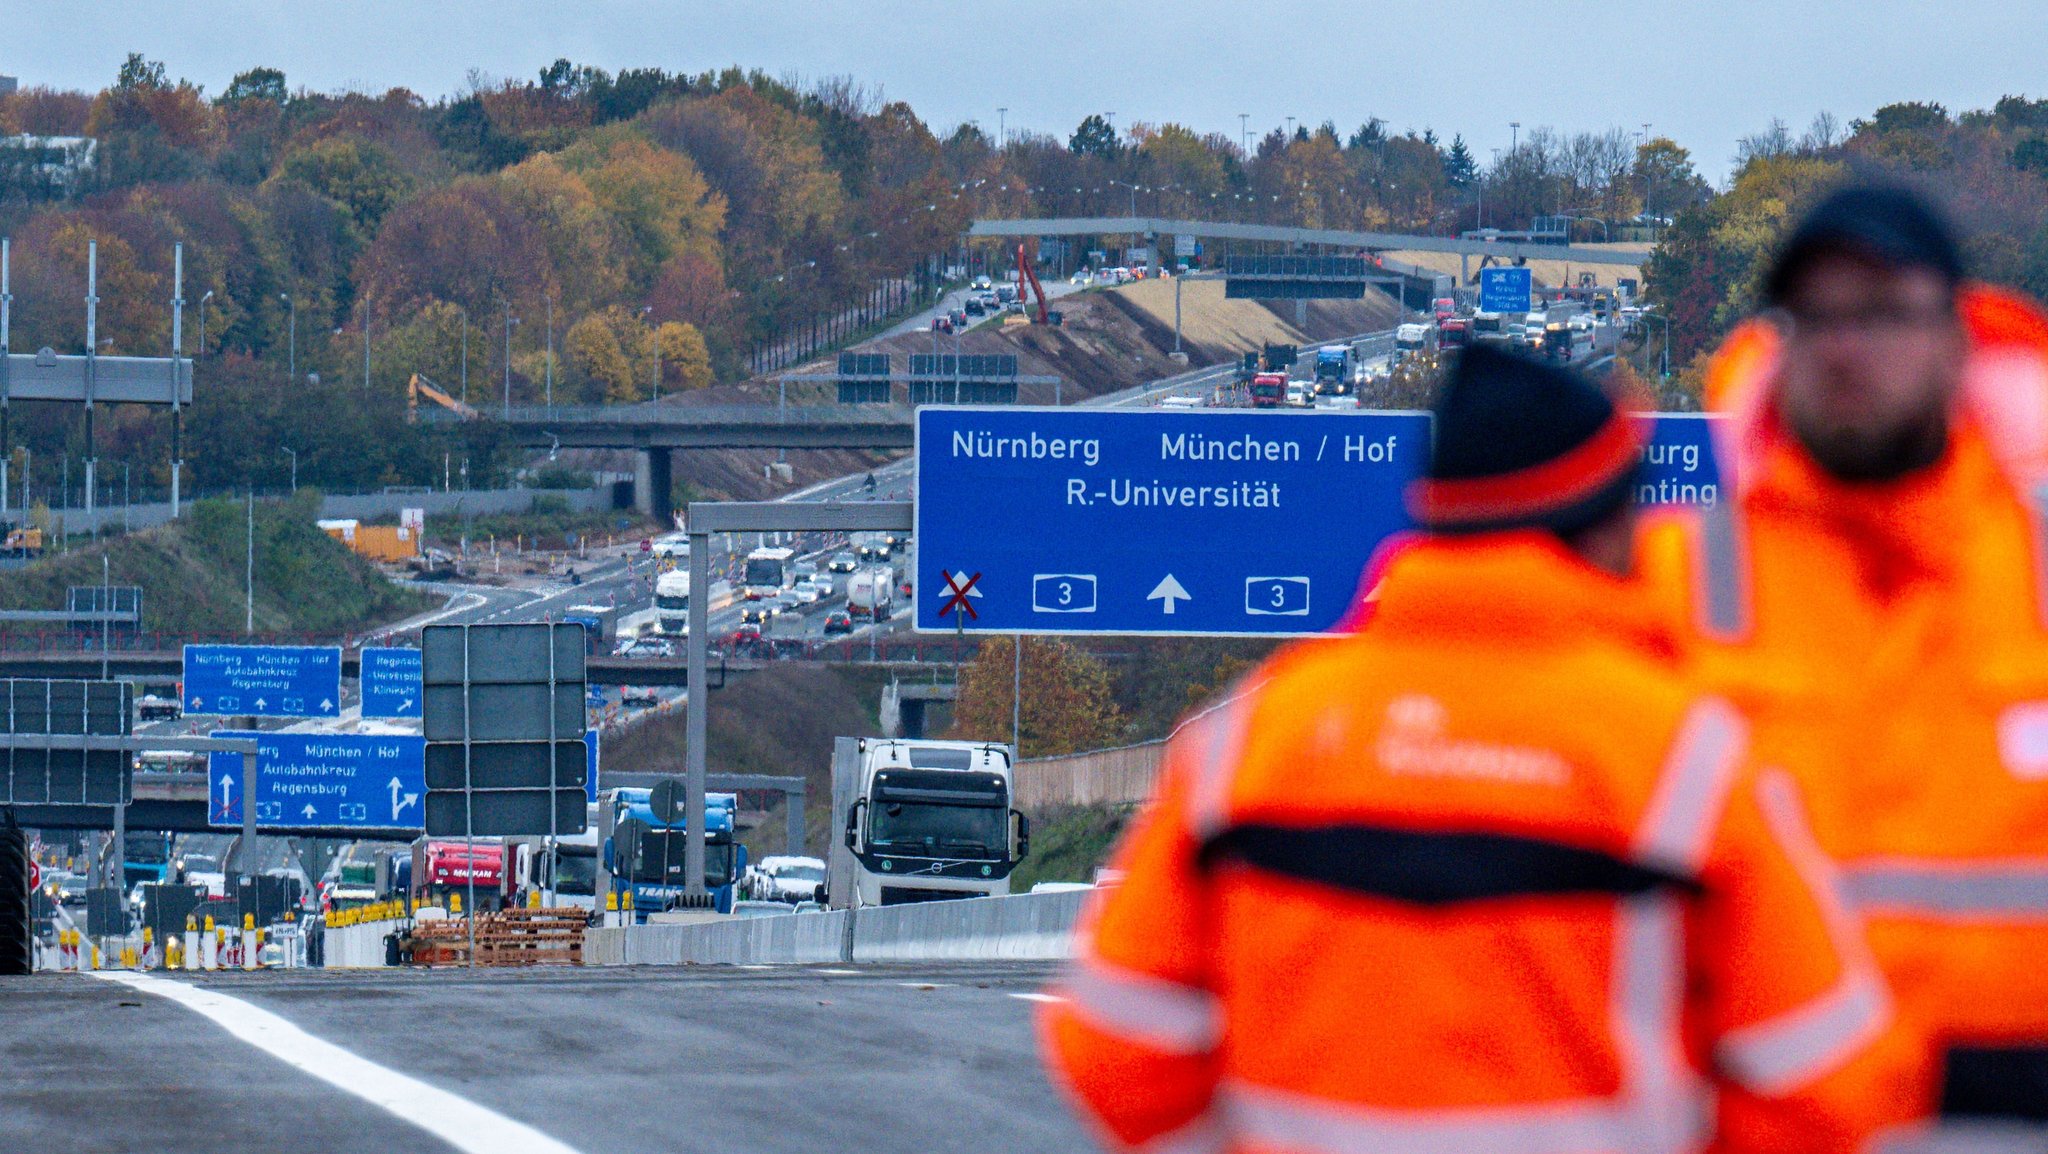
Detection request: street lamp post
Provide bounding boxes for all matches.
[1510,121,1520,152]
[503,305,520,417]
[279,293,295,381]
[1643,311,1673,378]
[459,306,469,405]
[640,305,658,402]
[545,295,555,408]
[198,290,213,356]
[282,447,298,493]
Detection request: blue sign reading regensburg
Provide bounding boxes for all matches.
[207,730,426,830]
[1634,413,1725,508]
[1479,266,1534,314]
[915,407,1430,636]
[182,645,342,718]
[360,647,422,719]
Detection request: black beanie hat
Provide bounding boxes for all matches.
[1765,185,1963,305]
[1409,344,1643,535]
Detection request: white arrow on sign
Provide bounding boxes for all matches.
[253,697,268,711]
[389,777,420,820]
[218,774,234,808]
[302,803,318,819]
[399,697,414,712]
[1147,574,1192,615]
[320,698,335,712]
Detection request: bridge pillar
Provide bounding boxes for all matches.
[635,449,673,525]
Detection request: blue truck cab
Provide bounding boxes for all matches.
[605,788,746,917]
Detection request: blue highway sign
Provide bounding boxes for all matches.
[208,730,427,830]
[586,730,600,804]
[182,644,342,718]
[1479,267,1534,314]
[1636,414,1725,507]
[360,646,423,719]
[916,406,1430,636]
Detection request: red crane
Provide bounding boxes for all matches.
[1015,243,1051,325]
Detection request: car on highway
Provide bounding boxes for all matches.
[964,296,985,317]
[971,274,993,291]
[743,855,826,904]
[731,622,763,646]
[827,551,858,573]
[136,693,182,722]
[766,592,804,624]
[621,685,661,708]
[729,900,796,918]
[824,610,854,634]
[949,307,968,328]
[1286,381,1315,408]
[791,560,820,582]
[740,601,772,625]
[789,581,823,607]
[615,637,675,659]
[1069,269,1094,286]
[54,874,88,907]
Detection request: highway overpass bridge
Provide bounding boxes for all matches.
[969,215,1650,274]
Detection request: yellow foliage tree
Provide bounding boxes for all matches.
[949,637,1124,759]
[655,321,713,391]
[564,309,638,404]
[559,126,726,289]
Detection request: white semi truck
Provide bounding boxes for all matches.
[654,569,690,635]
[830,737,1028,907]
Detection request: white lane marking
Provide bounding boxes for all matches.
[1011,992,1066,1004]
[898,982,953,990]
[815,968,860,976]
[88,971,582,1154]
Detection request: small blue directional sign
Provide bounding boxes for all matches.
[1636,414,1725,507]
[916,407,1430,636]
[359,647,423,719]
[1479,266,1534,314]
[208,730,427,830]
[183,644,342,718]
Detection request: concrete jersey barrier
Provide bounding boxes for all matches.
[584,889,1088,967]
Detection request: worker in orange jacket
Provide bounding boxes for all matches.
[1639,186,2048,1146]
[1041,346,1895,1154]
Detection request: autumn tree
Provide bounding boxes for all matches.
[950,637,1124,758]
[655,321,713,391]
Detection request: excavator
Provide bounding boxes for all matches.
[1014,244,1059,326]
[407,374,479,422]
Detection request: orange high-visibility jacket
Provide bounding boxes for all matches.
[1041,533,1892,1154]
[1638,286,2048,1132]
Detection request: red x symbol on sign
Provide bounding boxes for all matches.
[938,570,982,620]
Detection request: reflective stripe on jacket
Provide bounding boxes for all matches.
[1040,533,1890,1154]
[1637,285,2048,1134]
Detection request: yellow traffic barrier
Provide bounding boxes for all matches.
[449,892,462,915]
[528,888,541,909]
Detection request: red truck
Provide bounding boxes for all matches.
[1438,318,1473,349]
[412,840,513,912]
[1249,372,1290,408]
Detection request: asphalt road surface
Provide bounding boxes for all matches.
[3,961,1092,1154]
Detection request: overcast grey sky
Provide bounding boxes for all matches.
[11,1,2048,181]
